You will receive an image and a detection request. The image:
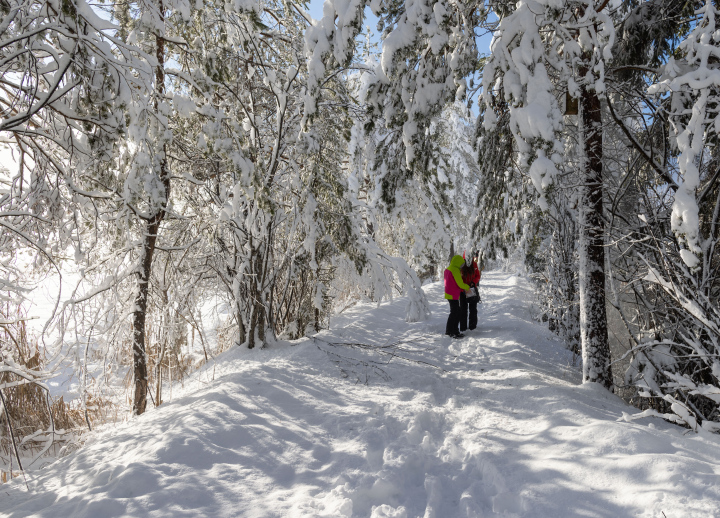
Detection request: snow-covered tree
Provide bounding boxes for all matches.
[45,0,210,415]
[608,0,720,431]
[481,0,616,387]
[181,0,369,346]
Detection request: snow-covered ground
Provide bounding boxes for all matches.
[2,272,719,517]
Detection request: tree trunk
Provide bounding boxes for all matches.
[133,11,169,415]
[155,336,166,407]
[579,76,612,389]
[133,215,165,414]
[246,221,273,349]
[235,299,247,345]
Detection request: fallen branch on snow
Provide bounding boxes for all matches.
[313,336,447,384]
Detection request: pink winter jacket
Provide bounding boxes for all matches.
[444,255,469,300]
[444,269,462,300]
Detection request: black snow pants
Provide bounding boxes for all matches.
[445,299,461,336]
[460,293,478,331]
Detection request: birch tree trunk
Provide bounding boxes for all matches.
[579,74,612,389]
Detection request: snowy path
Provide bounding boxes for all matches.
[2,272,720,517]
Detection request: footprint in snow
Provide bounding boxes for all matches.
[397,390,415,402]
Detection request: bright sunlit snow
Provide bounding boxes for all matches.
[2,273,718,517]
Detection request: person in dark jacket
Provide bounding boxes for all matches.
[459,251,482,331]
[444,255,469,338]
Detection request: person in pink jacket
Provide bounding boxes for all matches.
[444,254,470,338]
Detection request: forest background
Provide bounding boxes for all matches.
[2,0,720,475]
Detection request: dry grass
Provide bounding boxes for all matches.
[0,307,112,483]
